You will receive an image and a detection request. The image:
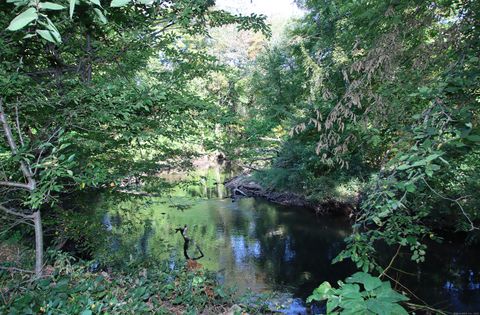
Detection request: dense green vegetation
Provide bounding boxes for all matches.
[238,0,480,273]
[1,0,479,313]
[1,250,267,314]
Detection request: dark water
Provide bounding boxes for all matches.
[89,171,480,313]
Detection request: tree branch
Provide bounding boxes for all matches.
[422,177,478,231]
[0,266,35,274]
[0,97,36,191]
[0,181,34,190]
[14,104,24,147]
[0,204,34,220]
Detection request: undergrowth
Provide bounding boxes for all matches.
[0,250,270,315]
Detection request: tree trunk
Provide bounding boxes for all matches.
[33,211,43,277]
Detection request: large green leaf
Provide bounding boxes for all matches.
[374,283,409,303]
[366,299,395,315]
[340,283,362,299]
[339,299,368,314]
[7,7,38,31]
[346,272,382,291]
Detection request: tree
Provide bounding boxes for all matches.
[0,0,268,276]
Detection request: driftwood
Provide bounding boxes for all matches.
[175,225,204,261]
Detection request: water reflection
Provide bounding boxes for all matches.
[89,170,480,313]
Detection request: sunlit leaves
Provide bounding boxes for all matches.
[39,2,66,10]
[7,7,38,31]
[93,8,107,24]
[110,0,131,7]
[69,0,76,18]
[36,29,61,44]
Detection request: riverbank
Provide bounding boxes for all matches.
[0,251,270,314]
[224,174,356,216]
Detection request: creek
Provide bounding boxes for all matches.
[80,167,480,313]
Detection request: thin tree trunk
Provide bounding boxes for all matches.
[0,97,43,277]
[33,211,43,277]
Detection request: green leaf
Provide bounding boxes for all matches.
[340,283,362,299]
[36,29,61,44]
[80,310,93,315]
[425,154,440,162]
[326,296,340,313]
[346,272,382,291]
[94,8,107,24]
[89,0,102,6]
[405,183,416,193]
[411,160,427,167]
[366,298,395,315]
[466,135,480,142]
[397,164,410,171]
[377,288,409,303]
[110,0,131,7]
[339,298,367,314]
[425,168,433,177]
[389,303,409,315]
[69,0,76,18]
[7,8,38,31]
[307,281,332,302]
[39,2,65,10]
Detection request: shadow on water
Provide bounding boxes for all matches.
[82,167,480,313]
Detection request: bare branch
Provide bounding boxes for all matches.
[0,204,34,220]
[0,97,36,191]
[0,266,35,274]
[380,245,402,278]
[14,104,24,147]
[422,177,478,231]
[0,181,35,191]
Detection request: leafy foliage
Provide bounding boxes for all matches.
[307,272,409,315]
[0,251,261,314]
[235,0,480,272]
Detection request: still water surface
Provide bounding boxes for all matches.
[91,172,480,313]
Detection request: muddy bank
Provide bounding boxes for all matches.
[224,174,355,216]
